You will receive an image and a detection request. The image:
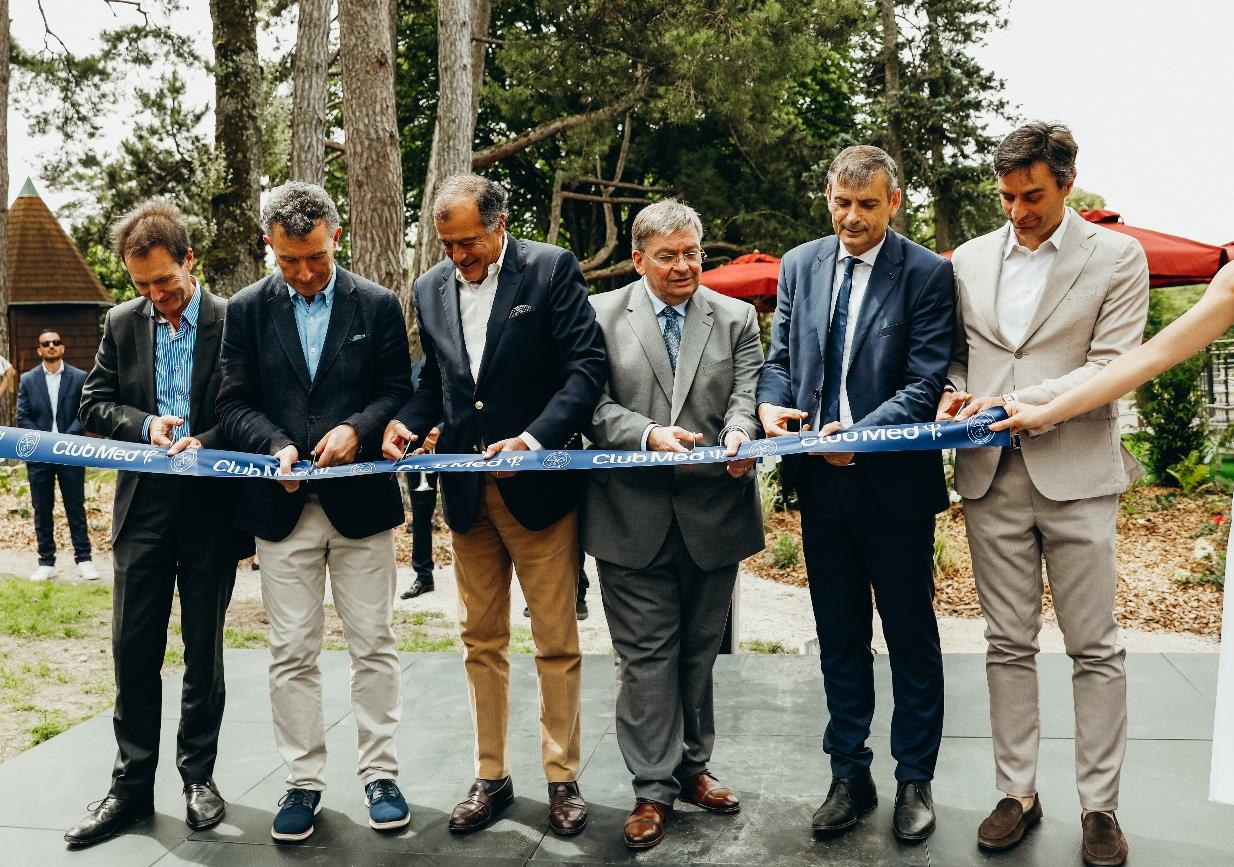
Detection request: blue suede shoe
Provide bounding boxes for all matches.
[365,778,411,831]
[271,788,321,842]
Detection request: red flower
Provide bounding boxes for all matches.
[1214,514,1227,525]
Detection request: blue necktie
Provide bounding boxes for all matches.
[821,256,857,425]
[661,306,682,371]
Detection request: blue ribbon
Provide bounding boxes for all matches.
[0,409,1010,480]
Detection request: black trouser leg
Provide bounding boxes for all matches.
[27,462,57,566]
[576,535,589,599]
[410,472,437,581]
[57,464,92,562]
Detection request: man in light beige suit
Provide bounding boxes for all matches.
[940,122,1148,867]
[583,199,764,849]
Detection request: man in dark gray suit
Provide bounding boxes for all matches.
[69,200,247,846]
[583,200,765,849]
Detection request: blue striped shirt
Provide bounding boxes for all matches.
[289,269,337,380]
[142,284,201,442]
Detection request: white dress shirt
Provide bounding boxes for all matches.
[820,234,886,429]
[996,209,1070,348]
[42,363,62,432]
[455,236,542,451]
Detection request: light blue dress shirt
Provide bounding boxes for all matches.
[142,283,202,442]
[289,268,337,380]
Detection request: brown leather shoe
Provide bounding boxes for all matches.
[547,781,587,836]
[624,799,671,849]
[679,770,740,814]
[977,795,1043,851]
[1081,811,1128,866]
[448,777,514,833]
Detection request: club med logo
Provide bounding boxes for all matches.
[16,431,41,460]
[541,450,571,470]
[349,462,376,476]
[966,412,996,446]
[168,450,199,474]
[748,440,778,458]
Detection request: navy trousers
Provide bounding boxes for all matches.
[27,461,91,566]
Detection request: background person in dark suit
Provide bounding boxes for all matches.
[16,329,94,582]
[757,146,955,844]
[383,174,605,837]
[216,181,412,843]
[399,359,440,599]
[69,200,247,846]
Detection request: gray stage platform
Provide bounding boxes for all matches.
[0,651,1231,865]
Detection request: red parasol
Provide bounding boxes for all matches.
[1076,209,1228,288]
[702,251,780,312]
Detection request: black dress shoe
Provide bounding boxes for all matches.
[449,777,514,832]
[400,577,434,600]
[892,780,935,841]
[811,771,877,837]
[185,779,226,830]
[576,597,588,621]
[64,795,154,846]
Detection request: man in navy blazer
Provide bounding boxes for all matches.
[16,329,94,581]
[757,146,954,843]
[383,174,605,837]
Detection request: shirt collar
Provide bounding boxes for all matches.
[287,268,337,308]
[41,362,61,377]
[456,235,509,287]
[642,278,690,318]
[150,277,203,327]
[838,233,886,269]
[1004,208,1070,259]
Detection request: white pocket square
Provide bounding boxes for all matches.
[350,333,368,342]
[509,305,533,319]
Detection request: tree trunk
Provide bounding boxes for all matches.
[470,0,491,123]
[923,0,953,252]
[291,0,331,184]
[880,0,908,236]
[412,0,475,298]
[338,0,411,347]
[0,0,11,425]
[207,0,264,296]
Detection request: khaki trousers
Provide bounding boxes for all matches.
[965,448,1127,811]
[451,476,582,782]
[257,497,401,791]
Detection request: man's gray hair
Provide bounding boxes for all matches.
[261,181,341,237]
[826,145,899,195]
[432,174,509,231]
[631,199,704,252]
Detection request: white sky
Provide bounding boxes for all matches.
[7,0,1233,245]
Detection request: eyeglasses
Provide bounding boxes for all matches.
[39,339,62,348]
[648,250,707,268]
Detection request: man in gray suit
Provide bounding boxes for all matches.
[583,199,765,850]
[942,122,1149,867]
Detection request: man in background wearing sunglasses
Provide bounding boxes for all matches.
[16,329,95,582]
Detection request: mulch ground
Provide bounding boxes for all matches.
[751,484,1228,636]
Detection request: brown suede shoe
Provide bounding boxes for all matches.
[448,777,514,833]
[977,795,1043,851]
[679,770,740,814]
[624,799,671,849]
[1081,811,1128,866]
[547,781,588,836]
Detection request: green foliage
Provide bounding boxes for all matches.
[741,639,790,654]
[1122,432,1154,484]
[0,579,111,639]
[1066,187,1106,212]
[756,467,784,527]
[1166,450,1213,497]
[767,533,800,569]
[932,532,955,577]
[1136,288,1210,485]
[29,712,69,746]
[223,628,267,649]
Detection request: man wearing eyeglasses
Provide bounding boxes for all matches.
[382,174,605,838]
[583,199,764,849]
[17,329,94,582]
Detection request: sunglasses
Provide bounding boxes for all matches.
[39,339,62,348]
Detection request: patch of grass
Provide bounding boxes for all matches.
[322,638,348,651]
[0,577,111,638]
[766,534,800,569]
[396,632,461,653]
[28,710,69,745]
[741,639,790,655]
[403,610,447,626]
[163,645,184,667]
[510,625,536,654]
[223,627,267,649]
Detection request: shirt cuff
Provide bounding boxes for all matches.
[640,423,658,451]
[141,415,153,443]
[518,431,543,452]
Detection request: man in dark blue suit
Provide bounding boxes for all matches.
[757,146,954,843]
[16,329,94,581]
[383,174,605,837]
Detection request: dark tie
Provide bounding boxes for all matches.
[661,306,682,371]
[821,256,857,425]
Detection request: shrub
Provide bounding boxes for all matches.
[1166,450,1213,496]
[756,466,784,527]
[767,533,800,569]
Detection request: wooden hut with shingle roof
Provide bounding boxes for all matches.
[6,179,113,375]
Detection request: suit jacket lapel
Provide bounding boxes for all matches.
[848,230,904,362]
[55,370,76,428]
[313,269,358,389]
[627,283,676,406]
[972,225,1012,349]
[435,269,471,389]
[190,291,222,424]
[475,235,525,391]
[1018,212,1095,348]
[132,297,156,413]
[813,238,838,365]
[670,290,714,425]
[268,276,313,391]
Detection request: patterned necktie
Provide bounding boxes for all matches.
[661,306,682,371]
[821,255,858,425]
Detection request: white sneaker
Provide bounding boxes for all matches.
[29,565,55,582]
[77,561,100,581]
